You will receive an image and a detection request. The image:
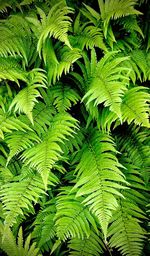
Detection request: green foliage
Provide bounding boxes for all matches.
[0,1,149,256]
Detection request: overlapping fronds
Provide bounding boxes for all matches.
[55,187,98,241]
[72,128,127,238]
[27,2,73,54]
[0,169,46,227]
[82,51,130,118]
[108,157,147,256]
[0,224,41,256]
[21,113,78,187]
[97,0,142,37]
[0,109,31,140]
[50,83,80,112]
[68,230,105,256]
[121,86,150,127]
[32,199,56,248]
[9,69,47,123]
[0,15,35,64]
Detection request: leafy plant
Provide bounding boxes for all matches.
[0,0,149,256]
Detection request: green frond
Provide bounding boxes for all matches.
[32,199,56,248]
[55,187,98,241]
[0,57,27,84]
[9,68,47,123]
[68,230,105,256]
[82,51,130,118]
[5,131,41,164]
[0,224,41,256]
[98,0,142,37]
[73,128,127,238]
[108,157,147,256]
[43,38,81,84]
[27,3,74,55]
[116,125,150,181]
[121,86,150,127]
[50,83,80,112]
[21,113,78,187]
[0,169,46,227]
[0,109,31,140]
[71,13,106,50]
[0,15,35,64]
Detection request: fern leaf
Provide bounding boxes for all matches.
[5,131,41,164]
[50,83,80,112]
[121,86,150,127]
[0,223,41,256]
[21,113,78,187]
[8,68,47,123]
[82,51,130,118]
[0,57,27,84]
[108,158,147,256]
[55,187,98,241]
[73,128,127,239]
[98,0,142,37]
[32,3,74,54]
[32,199,56,248]
[0,170,46,227]
[0,109,31,140]
[68,230,105,256]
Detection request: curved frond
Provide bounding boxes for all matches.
[73,128,127,238]
[82,51,130,118]
[121,86,150,127]
[50,83,80,112]
[9,69,47,123]
[32,199,56,248]
[21,113,78,187]
[55,187,98,241]
[0,169,46,227]
[0,224,41,256]
[68,230,105,256]
[0,109,31,140]
[108,157,147,256]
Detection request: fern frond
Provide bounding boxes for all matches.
[121,86,150,127]
[0,169,46,227]
[0,57,27,84]
[55,187,98,241]
[0,224,41,256]
[32,199,56,248]
[27,3,73,55]
[82,51,130,118]
[0,109,31,140]
[21,113,78,187]
[73,128,127,238]
[71,13,106,51]
[98,0,142,37]
[108,157,147,256]
[50,83,80,112]
[68,230,105,256]
[9,69,47,123]
[0,15,35,64]
[116,125,150,182]
[5,131,41,164]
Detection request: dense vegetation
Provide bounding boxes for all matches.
[0,0,150,255]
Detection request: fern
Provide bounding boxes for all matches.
[0,223,41,256]
[68,230,105,256]
[121,86,150,127]
[72,128,127,238]
[82,51,130,118]
[108,157,147,256]
[55,187,98,241]
[21,113,78,187]
[0,169,46,227]
[0,1,150,255]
